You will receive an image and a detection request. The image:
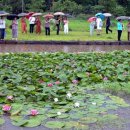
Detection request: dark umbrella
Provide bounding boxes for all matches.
[18,13,27,17]
[64,14,73,18]
[7,14,19,20]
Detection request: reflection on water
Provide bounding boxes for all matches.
[0,44,130,53]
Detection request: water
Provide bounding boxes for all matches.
[0,44,130,53]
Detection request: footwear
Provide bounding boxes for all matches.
[111,30,112,33]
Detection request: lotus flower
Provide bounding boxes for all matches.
[123,72,128,76]
[48,83,53,87]
[30,109,39,116]
[74,102,80,108]
[55,81,60,85]
[67,92,72,98]
[2,104,11,112]
[92,102,96,105]
[7,95,13,101]
[57,112,61,116]
[54,98,58,103]
[72,80,78,84]
[103,77,108,81]
[39,80,44,84]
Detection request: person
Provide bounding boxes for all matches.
[0,16,6,40]
[117,19,123,41]
[45,18,50,36]
[127,20,130,41]
[96,16,103,35]
[106,17,112,34]
[35,16,41,34]
[21,16,27,34]
[56,16,61,35]
[29,16,35,33]
[12,17,18,40]
[90,21,95,36]
[63,17,69,34]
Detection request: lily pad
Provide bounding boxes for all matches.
[45,121,65,129]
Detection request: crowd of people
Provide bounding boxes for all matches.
[0,15,69,40]
[0,13,130,41]
[89,16,130,41]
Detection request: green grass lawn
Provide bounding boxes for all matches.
[5,19,128,41]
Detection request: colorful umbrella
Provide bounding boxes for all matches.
[26,12,35,19]
[95,13,105,20]
[54,12,65,16]
[7,14,19,20]
[103,13,112,17]
[32,13,42,17]
[88,17,96,22]
[43,14,54,18]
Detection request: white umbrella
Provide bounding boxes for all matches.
[18,13,28,17]
[32,13,42,17]
[0,11,9,16]
[103,13,112,17]
[54,12,65,16]
[116,16,129,20]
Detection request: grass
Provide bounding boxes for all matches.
[5,19,128,41]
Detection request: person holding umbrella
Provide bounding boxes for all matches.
[88,17,96,36]
[21,16,27,34]
[63,17,69,34]
[45,17,50,36]
[0,16,6,40]
[35,16,41,34]
[12,17,18,40]
[127,20,130,41]
[56,16,61,35]
[29,16,36,33]
[117,19,123,41]
[106,17,112,34]
[96,15,103,35]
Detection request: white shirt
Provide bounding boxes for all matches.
[0,19,6,29]
[29,17,35,24]
[96,18,102,30]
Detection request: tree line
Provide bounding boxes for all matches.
[0,0,130,16]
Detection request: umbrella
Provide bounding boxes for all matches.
[64,14,73,18]
[32,13,42,17]
[88,17,96,22]
[116,16,129,20]
[54,12,65,16]
[103,13,112,17]
[18,13,27,17]
[7,14,19,20]
[95,13,105,20]
[43,14,54,18]
[26,12,35,19]
[0,11,9,16]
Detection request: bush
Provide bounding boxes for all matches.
[113,5,126,16]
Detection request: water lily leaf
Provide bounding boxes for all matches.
[80,117,97,124]
[0,118,5,125]
[45,121,65,129]
[12,120,28,127]
[24,118,41,127]
[57,114,69,119]
[109,96,129,107]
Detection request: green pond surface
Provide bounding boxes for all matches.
[0,51,130,130]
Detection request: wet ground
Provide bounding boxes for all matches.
[0,44,130,53]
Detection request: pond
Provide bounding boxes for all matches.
[0,44,130,53]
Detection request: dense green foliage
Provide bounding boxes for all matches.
[0,51,130,129]
[0,0,130,16]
